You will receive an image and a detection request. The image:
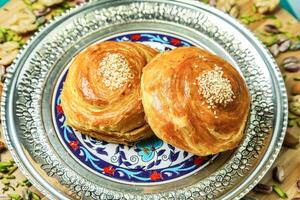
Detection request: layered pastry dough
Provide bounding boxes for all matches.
[61,41,158,145]
[141,47,250,156]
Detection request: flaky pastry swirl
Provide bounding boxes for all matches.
[141,47,250,156]
[61,41,158,145]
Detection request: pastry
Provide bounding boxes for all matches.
[141,47,250,156]
[61,41,158,145]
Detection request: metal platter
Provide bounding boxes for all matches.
[1,0,288,199]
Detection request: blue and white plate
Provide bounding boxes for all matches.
[53,32,216,185]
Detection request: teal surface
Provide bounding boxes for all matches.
[0,0,9,7]
[280,0,300,20]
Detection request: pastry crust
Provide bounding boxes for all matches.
[61,41,158,145]
[141,47,250,156]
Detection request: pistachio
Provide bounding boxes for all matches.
[33,7,51,17]
[283,63,300,72]
[270,43,279,57]
[229,5,239,18]
[1,178,10,185]
[273,165,285,183]
[32,192,41,200]
[294,76,300,81]
[8,166,18,175]
[216,0,239,17]
[278,39,291,52]
[254,0,279,14]
[2,186,9,192]
[264,24,281,34]
[292,82,300,95]
[283,131,299,148]
[283,56,299,65]
[5,174,15,179]
[8,194,22,200]
[273,184,288,199]
[254,183,273,194]
[0,161,13,168]
[40,0,64,7]
[36,17,46,26]
[290,101,300,116]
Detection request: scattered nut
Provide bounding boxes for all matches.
[270,43,279,57]
[273,165,285,183]
[0,0,37,34]
[290,95,300,114]
[33,7,51,17]
[264,24,281,34]
[283,56,299,65]
[278,39,291,52]
[229,5,239,18]
[254,0,280,14]
[283,63,300,72]
[253,183,273,194]
[36,17,46,26]
[0,41,20,66]
[217,0,240,18]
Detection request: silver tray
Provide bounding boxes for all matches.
[1,0,288,199]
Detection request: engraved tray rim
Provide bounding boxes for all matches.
[0,0,288,199]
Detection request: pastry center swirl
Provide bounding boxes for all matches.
[196,66,235,109]
[99,53,134,89]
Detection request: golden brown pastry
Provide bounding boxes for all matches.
[61,41,158,145]
[141,47,250,156]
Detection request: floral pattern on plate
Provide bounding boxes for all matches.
[52,32,217,184]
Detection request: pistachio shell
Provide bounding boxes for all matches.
[290,101,300,116]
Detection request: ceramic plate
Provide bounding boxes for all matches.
[1,0,288,199]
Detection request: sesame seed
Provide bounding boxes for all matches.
[99,53,133,89]
[197,67,235,112]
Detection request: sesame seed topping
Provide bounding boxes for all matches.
[197,67,235,111]
[99,53,133,89]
